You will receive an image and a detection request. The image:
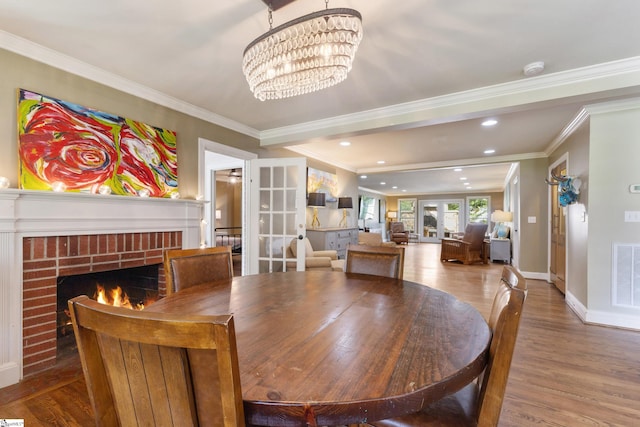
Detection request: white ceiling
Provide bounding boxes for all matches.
[2,0,640,195]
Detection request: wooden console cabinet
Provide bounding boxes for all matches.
[307,227,359,259]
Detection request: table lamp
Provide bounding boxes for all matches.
[491,210,513,239]
[308,192,326,228]
[337,197,353,228]
[387,211,397,221]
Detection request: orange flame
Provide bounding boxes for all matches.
[95,284,145,310]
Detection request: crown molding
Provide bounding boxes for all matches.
[0,30,260,139]
[544,108,590,155]
[355,152,547,175]
[260,56,640,146]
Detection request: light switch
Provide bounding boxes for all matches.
[527,216,536,224]
[624,211,640,222]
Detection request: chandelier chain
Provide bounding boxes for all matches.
[325,0,329,10]
[268,8,273,30]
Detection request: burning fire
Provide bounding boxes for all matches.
[94,284,146,310]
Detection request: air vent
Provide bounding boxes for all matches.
[613,243,640,307]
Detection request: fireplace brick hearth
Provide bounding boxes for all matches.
[22,231,182,375]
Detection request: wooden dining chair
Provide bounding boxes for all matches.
[68,295,245,427]
[345,244,406,279]
[164,246,233,295]
[366,266,527,427]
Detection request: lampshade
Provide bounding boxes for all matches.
[491,210,513,223]
[338,197,353,209]
[242,6,363,101]
[308,192,326,207]
[387,211,397,219]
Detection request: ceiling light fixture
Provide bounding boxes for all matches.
[339,141,351,146]
[481,119,498,127]
[242,1,363,101]
[484,149,496,154]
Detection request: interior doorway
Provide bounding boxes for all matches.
[198,138,257,276]
[549,157,567,294]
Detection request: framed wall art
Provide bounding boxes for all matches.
[18,89,178,197]
[307,167,338,202]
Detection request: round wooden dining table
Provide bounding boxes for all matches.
[146,270,491,426]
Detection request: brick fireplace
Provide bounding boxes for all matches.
[0,190,203,388]
[23,231,182,375]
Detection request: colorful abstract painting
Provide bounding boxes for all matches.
[18,89,178,197]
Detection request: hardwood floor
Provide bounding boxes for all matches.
[2,243,640,426]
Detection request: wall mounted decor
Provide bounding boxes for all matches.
[18,89,178,197]
[307,167,338,202]
[546,172,581,207]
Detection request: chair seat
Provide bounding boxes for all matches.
[369,383,478,426]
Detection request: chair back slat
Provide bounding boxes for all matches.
[476,266,527,426]
[69,295,245,427]
[345,244,405,279]
[164,246,233,295]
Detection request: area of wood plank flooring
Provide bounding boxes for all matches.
[1,243,639,426]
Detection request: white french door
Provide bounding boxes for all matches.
[247,158,307,274]
[418,199,464,242]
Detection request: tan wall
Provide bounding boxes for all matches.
[0,48,259,198]
[549,121,590,303]
[517,158,549,273]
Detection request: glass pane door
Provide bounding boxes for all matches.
[248,158,306,274]
[419,200,463,242]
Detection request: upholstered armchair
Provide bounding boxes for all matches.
[440,223,488,265]
[358,231,397,247]
[286,237,344,271]
[389,222,410,245]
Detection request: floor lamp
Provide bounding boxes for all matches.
[308,192,326,229]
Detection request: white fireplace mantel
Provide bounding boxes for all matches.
[0,189,205,387]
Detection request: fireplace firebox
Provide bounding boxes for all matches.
[56,264,160,357]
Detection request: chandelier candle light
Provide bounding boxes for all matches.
[242,1,363,101]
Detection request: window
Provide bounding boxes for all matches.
[398,198,416,232]
[359,196,376,220]
[466,196,490,224]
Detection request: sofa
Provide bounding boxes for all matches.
[286,237,344,271]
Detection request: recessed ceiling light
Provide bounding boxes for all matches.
[392,186,398,189]
[463,182,470,186]
[484,149,496,154]
[339,141,351,146]
[481,119,498,127]
[360,175,367,179]
[377,160,385,164]
[467,186,473,189]
[460,177,467,181]
[402,189,407,192]
[454,168,462,172]
[380,182,386,185]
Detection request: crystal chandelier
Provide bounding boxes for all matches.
[242,1,363,101]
